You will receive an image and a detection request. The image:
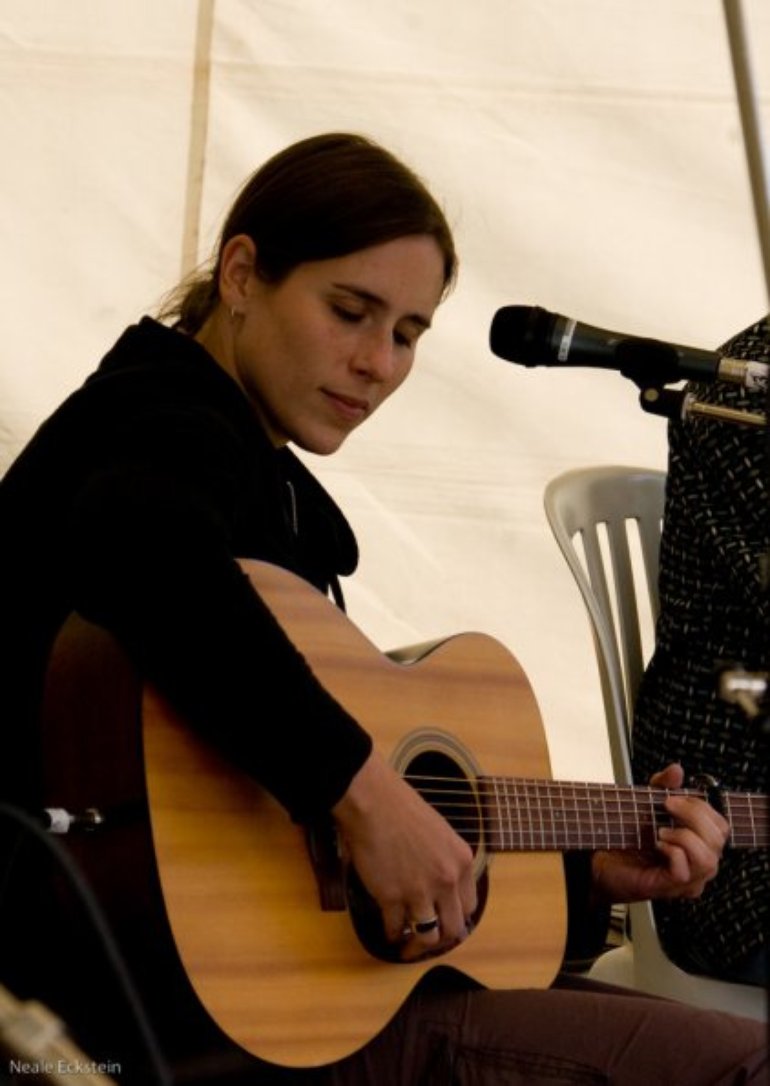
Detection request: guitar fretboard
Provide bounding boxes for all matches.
[413,777,769,852]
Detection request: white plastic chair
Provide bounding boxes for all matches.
[544,465,766,1020]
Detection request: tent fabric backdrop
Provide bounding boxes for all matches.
[1,0,768,781]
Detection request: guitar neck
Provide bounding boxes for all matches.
[471,778,770,852]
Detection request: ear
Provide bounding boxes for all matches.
[218,234,258,311]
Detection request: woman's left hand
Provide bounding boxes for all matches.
[590,763,730,904]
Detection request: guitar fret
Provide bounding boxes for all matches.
[745,793,756,846]
[724,791,735,844]
[559,782,571,848]
[614,784,631,846]
[503,777,510,851]
[501,776,513,850]
[589,784,610,848]
[555,788,568,844]
[724,792,767,847]
[540,784,549,848]
[492,780,508,848]
[487,777,500,851]
[638,789,646,847]
[523,782,534,849]
[555,782,570,848]
[599,785,609,848]
[573,782,584,849]
[512,778,523,850]
[515,784,527,846]
[535,782,545,848]
[642,789,657,849]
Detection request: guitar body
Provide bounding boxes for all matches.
[40,609,261,1079]
[42,559,565,1070]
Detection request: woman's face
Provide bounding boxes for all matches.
[226,234,446,454]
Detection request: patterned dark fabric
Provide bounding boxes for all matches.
[632,315,769,979]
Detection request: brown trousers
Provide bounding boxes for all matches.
[315,973,768,1086]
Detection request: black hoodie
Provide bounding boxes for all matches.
[0,317,371,821]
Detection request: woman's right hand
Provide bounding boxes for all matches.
[331,749,477,959]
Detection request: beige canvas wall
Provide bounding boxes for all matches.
[1,0,768,780]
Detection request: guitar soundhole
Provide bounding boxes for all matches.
[347,746,488,964]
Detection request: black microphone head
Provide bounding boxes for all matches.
[489,305,559,365]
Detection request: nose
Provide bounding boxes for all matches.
[355,328,397,382]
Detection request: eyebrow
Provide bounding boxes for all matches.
[331,283,433,331]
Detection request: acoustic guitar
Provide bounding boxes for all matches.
[41,559,769,1069]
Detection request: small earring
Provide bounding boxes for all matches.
[229,306,238,320]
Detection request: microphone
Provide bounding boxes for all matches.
[489,305,768,391]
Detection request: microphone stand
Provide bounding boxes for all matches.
[638,385,766,428]
[608,340,767,427]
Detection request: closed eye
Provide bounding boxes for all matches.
[395,319,428,350]
[332,304,364,324]
[330,291,426,352]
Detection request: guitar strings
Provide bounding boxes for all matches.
[399,774,769,850]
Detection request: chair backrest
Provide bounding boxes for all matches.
[543,465,666,784]
[544,465,767,1021]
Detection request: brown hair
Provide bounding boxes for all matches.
[159,132,457,334]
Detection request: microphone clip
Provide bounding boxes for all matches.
[638,387,766,429]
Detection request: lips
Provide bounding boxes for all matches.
[323,390,370,420]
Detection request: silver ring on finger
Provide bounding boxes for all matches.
[402,914,440,937]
